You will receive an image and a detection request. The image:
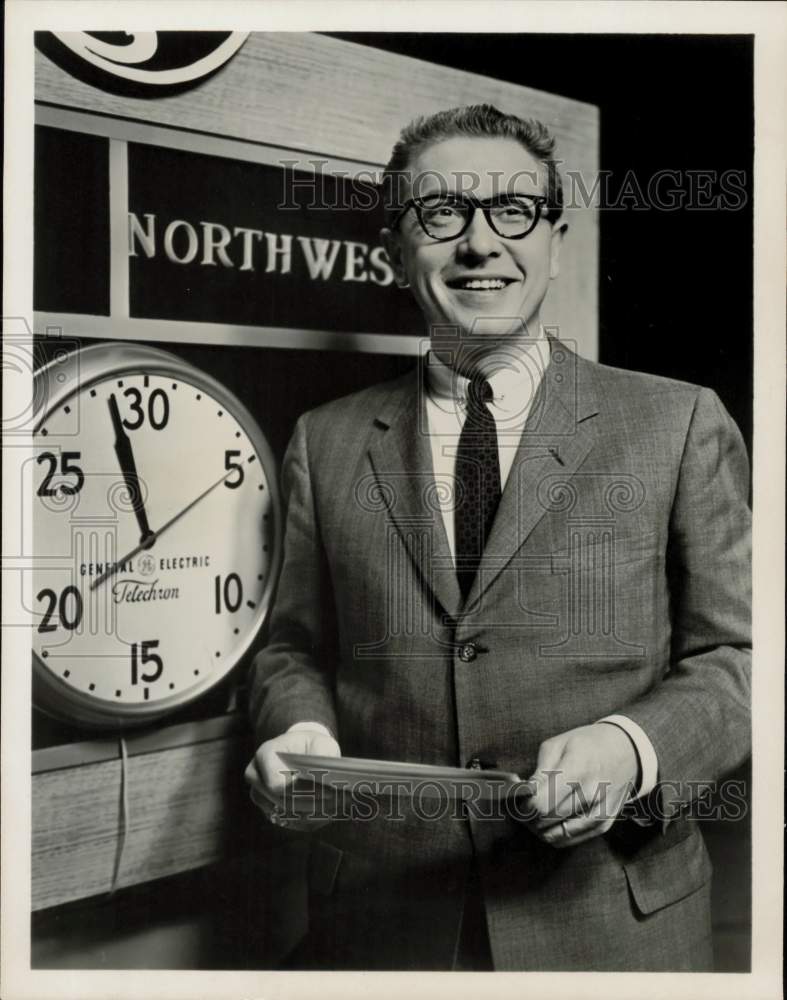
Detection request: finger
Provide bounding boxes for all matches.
[260,742,297,793]
[244,756,270,795]
[306,732,342,758]
[252,787,334,833]
[529,775,600,828]
[537,813,613,848]
[546,823,606,849]
[245,754,290,804]
[527,737,569,815]
[527,771,577,822]
[280,782,337,820]
[533,735,566,775]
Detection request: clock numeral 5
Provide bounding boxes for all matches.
[37,452,85,497]
[122,387,170,431]
[36,585,83,633]
[224,450,245,489]
[214,573,243,613]
[130,639,164,684]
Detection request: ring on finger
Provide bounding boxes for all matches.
[561,819,571,839]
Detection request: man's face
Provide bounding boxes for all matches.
[382,136,566,352]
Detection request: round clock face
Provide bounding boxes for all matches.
[31,344,281,726]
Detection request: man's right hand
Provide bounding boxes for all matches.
[244,722,341,832]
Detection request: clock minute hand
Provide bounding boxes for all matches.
[108,393,154,547]
[90,467,235,591]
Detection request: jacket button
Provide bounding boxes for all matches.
[458,642,477,662]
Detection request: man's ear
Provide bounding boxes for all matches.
[549,222,568,280]
[380,227,409,288]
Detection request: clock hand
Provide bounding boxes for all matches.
[108,393,155,548]
[90,467,236,591]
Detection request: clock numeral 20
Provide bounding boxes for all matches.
[122,387,169,431]
[131,639,164,684]
[215,573,243,613]
[37,452,84,497]
[36,585,83,633]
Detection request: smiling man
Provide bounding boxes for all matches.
[245,105,751,971]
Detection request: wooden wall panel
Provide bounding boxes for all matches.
[35,31,599,357]
[32,731,247,910]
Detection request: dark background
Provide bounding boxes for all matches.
[333,32,754,452]
[33,33,753,971]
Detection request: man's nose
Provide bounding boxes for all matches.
[456,208,502,258]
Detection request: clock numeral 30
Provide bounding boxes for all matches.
[131,639,164,684]
[122,387,170,431]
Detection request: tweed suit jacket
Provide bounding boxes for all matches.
[249,339,751,971]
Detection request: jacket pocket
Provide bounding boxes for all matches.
[308,839,343,898]
[550,527,661,571]
[623,828,712,915]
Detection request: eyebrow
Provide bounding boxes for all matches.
[416,191,545,202]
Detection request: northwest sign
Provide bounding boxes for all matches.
[128,143,422,337]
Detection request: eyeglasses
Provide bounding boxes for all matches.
[390,192,549,241]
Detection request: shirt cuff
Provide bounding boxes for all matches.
[597,715,659,798]
[287,721,335,739]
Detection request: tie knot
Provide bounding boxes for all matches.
[466,376,493,408]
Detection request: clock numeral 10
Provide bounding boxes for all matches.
[36,585,83,633]
[214,573,243,614]
[131,639,164,684]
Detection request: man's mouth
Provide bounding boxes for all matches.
[445,276,518,291]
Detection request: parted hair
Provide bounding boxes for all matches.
[382,103,564,224]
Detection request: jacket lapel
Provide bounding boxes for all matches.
[462,341,600,613]
[366,342,601,621]
[367,369,462,620]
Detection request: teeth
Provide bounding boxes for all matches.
[457,279,507,290]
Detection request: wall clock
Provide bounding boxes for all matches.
[31,342,281,727]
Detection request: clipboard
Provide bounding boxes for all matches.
[278,752,535,801]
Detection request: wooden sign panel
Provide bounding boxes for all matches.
[35,31,599,356]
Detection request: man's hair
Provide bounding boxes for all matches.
[382,103,564,225]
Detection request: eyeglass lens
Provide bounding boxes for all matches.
[416,195,542,239]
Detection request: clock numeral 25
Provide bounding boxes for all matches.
[131,639,163,684]
[37,452,84,497]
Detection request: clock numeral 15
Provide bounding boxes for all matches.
[131,639,164,684]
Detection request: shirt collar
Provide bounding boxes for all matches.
[425,332,551,415]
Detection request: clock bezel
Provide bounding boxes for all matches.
[32,341,283,728]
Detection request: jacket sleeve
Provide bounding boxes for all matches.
[247,413,339,747]
[617,387,751,822]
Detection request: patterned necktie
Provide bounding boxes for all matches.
[454,376,502,601]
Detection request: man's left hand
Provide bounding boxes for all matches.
[523,723,640,848]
